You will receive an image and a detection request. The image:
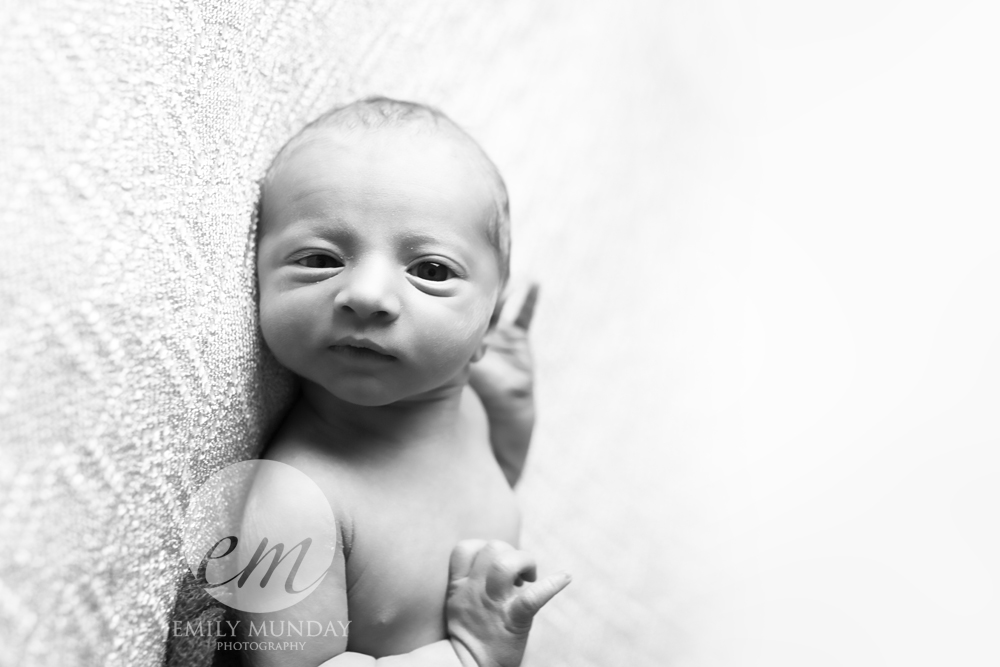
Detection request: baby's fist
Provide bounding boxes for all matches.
[446,539,571,667]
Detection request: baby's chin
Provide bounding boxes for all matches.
[314,379,400,407]
[330,388,402,408]
[322,372,469,408]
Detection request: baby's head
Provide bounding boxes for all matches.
[257,97,510,407]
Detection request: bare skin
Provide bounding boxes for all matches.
[243,126,567,667]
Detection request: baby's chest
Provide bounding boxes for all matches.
[341,468,520,655]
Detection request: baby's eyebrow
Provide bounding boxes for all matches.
[295,217,352,240]
[394,230,468,250]
[395,231,439,247]
[273,219,357,255]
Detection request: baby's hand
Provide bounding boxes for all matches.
[445,539,571,667]
[470,283,539,487]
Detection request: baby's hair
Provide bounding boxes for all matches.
[263,96,511,283]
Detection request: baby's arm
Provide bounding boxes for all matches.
[469,284,539,487]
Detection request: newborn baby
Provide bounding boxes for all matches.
[243,97,569,666]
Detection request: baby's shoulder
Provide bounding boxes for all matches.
[259,409,363,548]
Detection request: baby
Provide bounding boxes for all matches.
[242,97,569,666]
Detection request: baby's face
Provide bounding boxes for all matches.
[257,127,502,406]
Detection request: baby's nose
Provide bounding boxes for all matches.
[333,262,401,322]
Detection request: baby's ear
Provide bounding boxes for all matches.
[472,302,500,364]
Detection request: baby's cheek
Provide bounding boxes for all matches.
[462,301,494,349]
[424,316,489,372]
[259,298,308,368]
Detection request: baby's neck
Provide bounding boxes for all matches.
[297,379,468,451]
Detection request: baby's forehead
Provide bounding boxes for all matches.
[267,124,500,207]
[264,126,497,223]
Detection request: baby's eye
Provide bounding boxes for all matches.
[297,254,343,269]
[409,261,455,282]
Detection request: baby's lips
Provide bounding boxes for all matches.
[329,335,395,357]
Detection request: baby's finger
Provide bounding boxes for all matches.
[485,549,537,600]
[512,283,539,331]
[449,539,489,580]
[508,572,572,629]
[495,280,539,329]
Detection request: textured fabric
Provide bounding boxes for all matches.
[0,1,705,665]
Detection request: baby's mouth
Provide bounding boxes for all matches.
[328,344,397,361]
